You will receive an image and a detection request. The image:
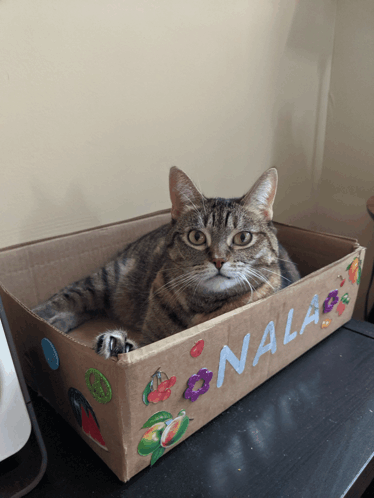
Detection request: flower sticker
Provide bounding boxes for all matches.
[142,370,176,405]
[346,257,362,285]
[184,368,213,402]
[323,290,339,313]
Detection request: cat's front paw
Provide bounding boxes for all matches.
[95,330,138,359]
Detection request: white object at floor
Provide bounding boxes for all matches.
[0,318,31,461]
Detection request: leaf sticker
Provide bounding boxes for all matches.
[142,411,173,428]
[150,446,165,466]
[142,381,153,406]
[358,265,361,285]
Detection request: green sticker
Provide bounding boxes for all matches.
[151,446,165,466]
[142,411,173,428]
[142,380,153,406]
[85,368,112,404]
[341,293,350,305]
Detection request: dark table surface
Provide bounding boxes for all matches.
[18,320,374,497]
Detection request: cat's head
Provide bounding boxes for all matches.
[166,166,281,298]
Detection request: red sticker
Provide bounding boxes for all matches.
[190,340,204,358]
[81,406,107,449]
[337,301,346,316]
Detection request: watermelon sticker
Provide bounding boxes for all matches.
[68,388,108,451]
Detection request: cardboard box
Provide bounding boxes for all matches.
[0,209,365,482]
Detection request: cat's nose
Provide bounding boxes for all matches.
[212,258,227,270]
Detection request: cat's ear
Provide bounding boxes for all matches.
[169,167,203,220]
[241,167,278,221]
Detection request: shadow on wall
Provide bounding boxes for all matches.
[272,104,313,228]
[271,0,336,230]
[20,180,100,245]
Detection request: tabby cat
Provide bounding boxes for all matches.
[33,167,300,358]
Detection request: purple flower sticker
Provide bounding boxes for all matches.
[184,368,213,402]
[323,289,339,313]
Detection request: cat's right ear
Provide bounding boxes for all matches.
[169,167,203,220]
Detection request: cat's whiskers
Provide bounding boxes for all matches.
[243,267,275,290]
[173,273,204,300]
[261,267,291,282]
[157,268,207,297]
[192,274,206,298]
[238,273,254,301]
[240,267,262,286]
[276,257,299,266]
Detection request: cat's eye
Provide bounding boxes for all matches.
[233,231,252,246]
[188,230,206,246]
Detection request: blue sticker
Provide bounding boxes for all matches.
[41,338,60,370]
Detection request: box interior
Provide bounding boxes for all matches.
[0,209,359,349]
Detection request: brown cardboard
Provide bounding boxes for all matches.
[0,209,365,482]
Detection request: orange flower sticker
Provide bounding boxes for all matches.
[346,257,361,285]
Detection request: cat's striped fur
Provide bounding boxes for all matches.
[33,167,300,358]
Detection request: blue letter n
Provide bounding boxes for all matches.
[217,333,250,388]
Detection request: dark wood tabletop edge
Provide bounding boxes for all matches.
[343,451,374,498]
[343,319,374,340]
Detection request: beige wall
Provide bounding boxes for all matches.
[0,0,336,247]
[313,0,374,319]
[5,1,372,318]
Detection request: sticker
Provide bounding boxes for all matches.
[323,290,339,313]
[142,370,177,405]
[341,293,350,304]
[337,275,346,287]
[41,338,60,370]
[68,388,108,450]
[190,340,204,358]
[336,293,350,316]
[346,257,362,285]
[138,409,190,466]
[184,368,213,402]
[337,301,346,316]
[85,368,112,404]
[321,318,332,329]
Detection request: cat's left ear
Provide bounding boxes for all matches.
[169,167,204,220]
[241,167,278,221]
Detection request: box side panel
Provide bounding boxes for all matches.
[0,287,129,481]
[122,248,364,479]
[274,222,358,277]
[0,212,171,309]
